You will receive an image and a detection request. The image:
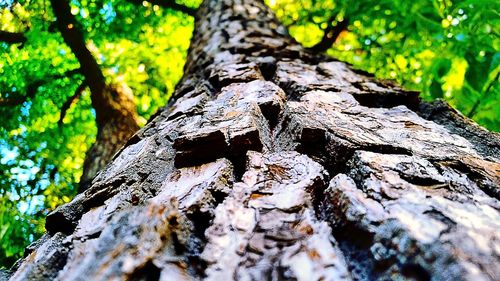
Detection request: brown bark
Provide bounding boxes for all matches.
[8,0,500,280]
[49,0,141,191]
[79,83,142,190]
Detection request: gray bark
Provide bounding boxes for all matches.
[8,0,500,280]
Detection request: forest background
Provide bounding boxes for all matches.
[0,0,498,268]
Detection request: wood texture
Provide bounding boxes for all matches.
[7,0,499,280]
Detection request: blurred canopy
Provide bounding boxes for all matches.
[0,0,498,268]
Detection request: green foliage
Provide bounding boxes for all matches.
[0,0,200,268]
[267,0,499,131]
[0,191,45,267]
[0,0,497,269]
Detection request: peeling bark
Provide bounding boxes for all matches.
[8,0,500,280]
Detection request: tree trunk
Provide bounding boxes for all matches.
[49,0,142,191]
[79,83,141,191]
[8,0,500,280]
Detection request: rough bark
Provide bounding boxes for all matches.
[8,0,500,280]
[79,83,142,190]
[49,0,141,191]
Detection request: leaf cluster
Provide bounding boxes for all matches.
[0,0,200,268]
[268,0,499,130]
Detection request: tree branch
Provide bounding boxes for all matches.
[49,0,106,95]
[0,30,27,44]
[126,0,197,17]
[58,81,87,127]
[467,71,499,118]
[308,17,349,53]
[0,69,81,106]
[0,81,43,106]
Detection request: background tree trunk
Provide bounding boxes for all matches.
[7,0,499,280]
[79,83,141,191]
[50,0,141,192]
